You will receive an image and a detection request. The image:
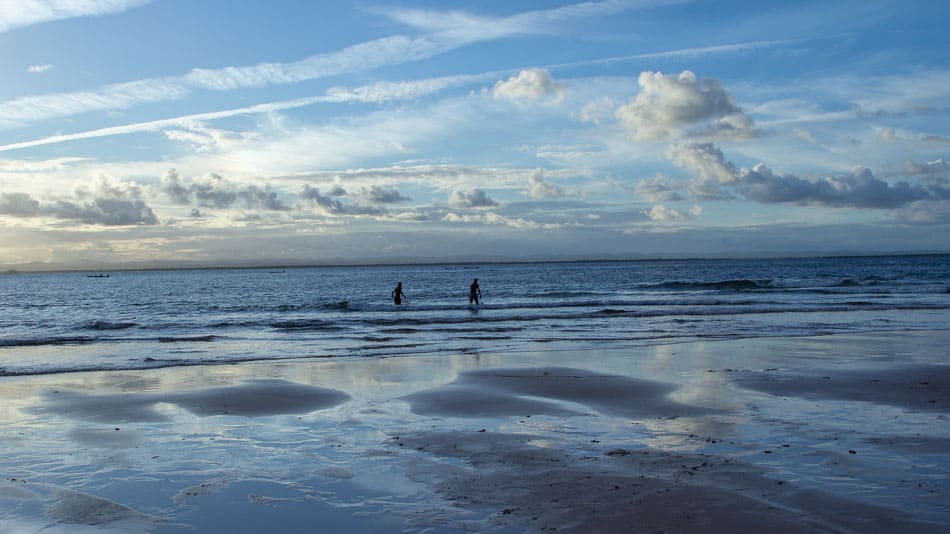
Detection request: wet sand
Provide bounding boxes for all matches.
[0,330,948,532]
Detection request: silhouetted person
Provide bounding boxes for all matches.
[392,282,407,305]
[469,278,482,305]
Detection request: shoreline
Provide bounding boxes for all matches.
[1,330,948,532]
[4,326,949,378]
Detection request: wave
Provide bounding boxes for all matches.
[89,320,138,330]
[158,335,218,343]
[644,279,772,291]
[0,336,95,347]
[271,319,348,331]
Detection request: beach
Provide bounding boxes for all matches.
[1,329,948,532]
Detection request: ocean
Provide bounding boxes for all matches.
[2,254,949,376]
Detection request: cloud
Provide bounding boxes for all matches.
[239,185,290,211]
[635,173,683,201]
[0,0,150,33]
[327,184,348,197]
[0,192,157,225]
[325,74,489,104]
[0,193,41,216]
[448,188,498,208]
[668,142,939,209]
[161,169,191,204]
[493,69,566,105]
[904,157,949,177]
[442,211,560,230]
[646,204,702,222]
[737,164,932,208]
[0,1,650,130]
[577,97,617,125]
[527,169,565,198]
[377,1,669,41]
[190,174,237,208]
[668,142,737,182]
[903,158,950,199]
[616,70,758,141]
[160,171,290,210]
[299,185,386,216]
[75,174,144,200]
[50,198,159,225]
[892,200,950,225]
[361,185,410,204]
[27,63,53,73]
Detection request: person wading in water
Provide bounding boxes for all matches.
[392,282,407,305]
[469,278,482,305]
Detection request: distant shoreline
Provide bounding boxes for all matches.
[2,251,949,275]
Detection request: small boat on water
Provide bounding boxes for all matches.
[87,273,110,278]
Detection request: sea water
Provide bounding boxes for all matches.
[1,255,948,376]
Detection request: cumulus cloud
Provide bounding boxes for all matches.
[51,198,158,225]
[668,143,737,182]
[75,174,144,200]
[0,192,157,225]
[0,192,41,216]
[635,173,683,202]
[326,181,348,197]
[738,164,932,208]
[616,70,758,141]
[191,174,237,208]
[526,169,564,199]
[493,69,566,105]
[161,169,191,204]
[361,184,410,204]
[448,188,498,208]
[668,142,940,209]
[160,171,289,210]
[299,185,386,216]
[239,185,290,211]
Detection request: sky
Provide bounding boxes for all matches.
[1,0,949,269]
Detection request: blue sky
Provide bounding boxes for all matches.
[1,0,949,268]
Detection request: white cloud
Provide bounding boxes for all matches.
[360,185,411,204]
[646,204,701,222]
[448,188,498,208]
[377,1,675,41]
[667,143,738,192]
[442,211,559,229]
[576,97,617,125]
[493,69,566,105]
[616,70,757,141]
[26,63,53,73]
[635,173,683,201]
[75,173,144,200]
[527,169,565,198]
[0,77,192,130]
[0,1,652,130]
[0,0,150,33]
